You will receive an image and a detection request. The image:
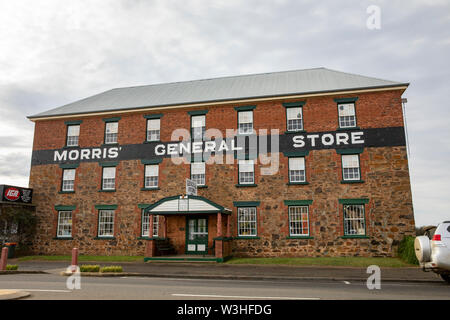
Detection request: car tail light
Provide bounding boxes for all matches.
[432,234,441,241]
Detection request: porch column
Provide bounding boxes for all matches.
[226,214,231,238]
[217,212,222,237]
[146,214,155,257]
[163,216,167,238]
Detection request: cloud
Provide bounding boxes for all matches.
[0,0,449,226]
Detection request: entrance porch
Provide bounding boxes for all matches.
[142,195,233,262]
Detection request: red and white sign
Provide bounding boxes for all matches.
[4,187,20,201]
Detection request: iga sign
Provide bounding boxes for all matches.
[0,185,33,204]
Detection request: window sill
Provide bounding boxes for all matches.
[287,182,309,186]
[141,187,160,191]
[58,191,75,194]
[337,126,361,131]
[284,130,307,134]
[137,237,165,240]
[93,236,116,240]
[143,140,160,144]
[234,236,260,240]
[213,236,233,241]
[286,236,314,239]
[340,180,365,184]
[197,185,208,189]
[101,143,119,147]
[235,132,256,137]
[235,184,257,188]
[63,145,80,149]
[341,235,369,239]
[52,237,73,240]
[99,189,116,192]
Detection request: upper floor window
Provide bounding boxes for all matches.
[191,115,206,140]
[238,159,254,185]
[66,125,80,147]
[286,107,303,132]
[57,211,72,238]
[289,157,306,183]
[104,122,118,144]
[144,164,159,188]
[61,168,75,192]
[338,103,356,128]
[147,119,160,142]
[102,167,116,190]
[191,162,205,186]
[238,111,253,134]
[342,154,360,181]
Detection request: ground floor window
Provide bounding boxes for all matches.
[343,204,366,236]
[288,206,309,236]
[141,211,158,237]
[98,210,115,237]
[237,207,257,237]
[57,211,72,238]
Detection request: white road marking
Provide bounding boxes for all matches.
[171,293,320,300]
[343,281,351,285]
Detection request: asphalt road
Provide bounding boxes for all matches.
[1,273,450,300]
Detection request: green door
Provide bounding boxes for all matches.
[185,217,208,254]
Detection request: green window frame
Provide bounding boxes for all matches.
[103,117,120,145]
[237,206,257,237]
[288,157,306,183]
[288,205,310,237]
[141,210,159,238]
[341,154,362,182]
[97,209,115,238]
[339,199,369,238]
[56,210,73,238]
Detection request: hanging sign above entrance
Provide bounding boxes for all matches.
[186,179,197,196]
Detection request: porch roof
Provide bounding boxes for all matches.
[141,195,232,215]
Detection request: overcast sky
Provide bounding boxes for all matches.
[0,0,449,227]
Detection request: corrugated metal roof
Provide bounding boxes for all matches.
[28,68,408,119]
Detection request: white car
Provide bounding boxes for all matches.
[415,221,450,283]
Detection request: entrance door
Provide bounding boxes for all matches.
[186,217,208,254]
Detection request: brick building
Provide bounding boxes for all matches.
[27,68,415,261]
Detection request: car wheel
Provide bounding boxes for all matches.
[440,274,450,284]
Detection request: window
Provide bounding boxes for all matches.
[102,167,116,190]
[66,125,80,147]
[286,107,303,132]
[342,154,360,181]
[338,103,356,128]
[289,157,306,183]
[191,115,206,140]
[144,165,159,188]
[237,207,257,237]
[191,162,205,186]
[289,206,309,236]
[98,210,114,237]
[141,211,158,237]
[238,111,253,134]
[57,211,72,238]
[61,169,76,192]
[147,119,160,142]
[105,122,118,144]
[238,159,254,185]
[343,204,366,236]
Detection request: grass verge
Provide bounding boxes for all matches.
[18,255,143,262]
[226,257,414,267]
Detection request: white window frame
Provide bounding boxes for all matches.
[289,206,309,236]
[57,211,72,238]
[62,168,76,192]
[342,154,361,181]
[238,111,253,134]
[105,121,118,144]
[237,207,257,237]
[286,107,303,132]
[289,157,306,183]
[191,162,206,186]
[144,165,159,188]
[338,103,357,128]
[147,119,160,142]
[98,210,115,237]
[343,204,366,236]
[102,167,116,190]
[238,159,255,185]
[191,115,206,140]
[141,211,159,237]
[66,125,80,147]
